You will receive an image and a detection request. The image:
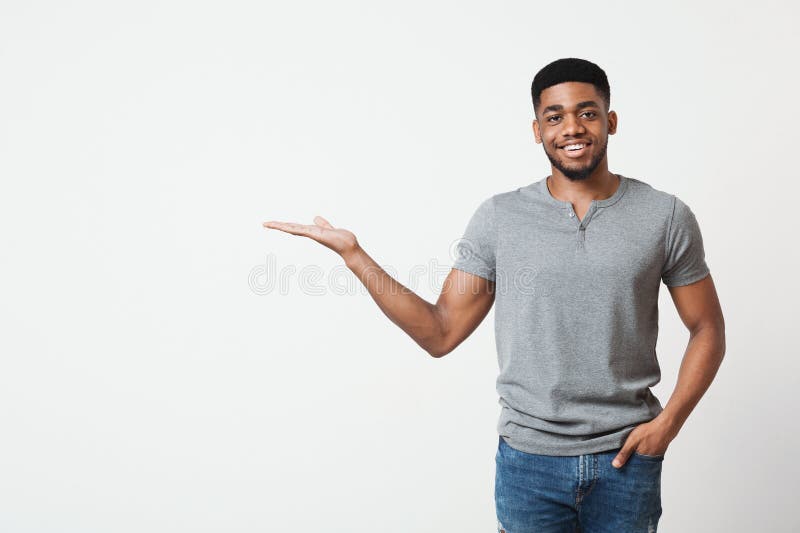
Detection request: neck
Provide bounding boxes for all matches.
[547,164,619,203]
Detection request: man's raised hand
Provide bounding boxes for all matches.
[262,215,359,258]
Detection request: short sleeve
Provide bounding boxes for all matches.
[451,196,497,281]
[661,196,710,287]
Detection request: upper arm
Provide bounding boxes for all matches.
[430,268,495,357]
[432,195,497,356]
[661,195,723,341]
[661,196,710,287]
[667,274,725,343]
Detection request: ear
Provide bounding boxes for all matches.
[607,110,618,135]
[532,119,542,144]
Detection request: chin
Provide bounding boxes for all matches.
[562,171,593,181]
[555,159,596,181]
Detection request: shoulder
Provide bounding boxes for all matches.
[467,186,522,216]
[619,175,693,224]
[490,180,546,212]
[622,175,675,207]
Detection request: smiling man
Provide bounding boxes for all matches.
[263,57,726,533]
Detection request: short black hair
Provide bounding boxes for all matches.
[531,58,610,115]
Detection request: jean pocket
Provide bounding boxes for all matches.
[633,450,665,461]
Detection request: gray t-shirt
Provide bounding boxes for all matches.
[452,174,710,456]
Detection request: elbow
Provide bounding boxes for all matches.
[424,333,455,358]
[716,315,727,360]
[426,341,453,358]
[691,316,726,360]
[425,305,453,358]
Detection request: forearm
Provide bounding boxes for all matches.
[655,323,726,436]
[343,245,445,356]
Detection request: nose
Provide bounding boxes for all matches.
[561,113,586,136]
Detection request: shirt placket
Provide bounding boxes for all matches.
[566,204,597,250]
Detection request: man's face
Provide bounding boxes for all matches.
[532,81,617,181]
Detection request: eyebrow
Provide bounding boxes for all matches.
[541,100,601,115]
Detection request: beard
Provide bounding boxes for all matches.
[544,137,608,181]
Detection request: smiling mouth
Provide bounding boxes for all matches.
[560,142,591,157]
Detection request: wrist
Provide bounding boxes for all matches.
[654,410,682,438]
[342,244,365,268]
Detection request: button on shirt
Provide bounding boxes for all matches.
[451,174,711,456]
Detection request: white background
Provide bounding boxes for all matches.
[2,1,798,531]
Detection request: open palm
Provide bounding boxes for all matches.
[262,215,358,257]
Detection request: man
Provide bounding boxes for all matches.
[263,57,726,532]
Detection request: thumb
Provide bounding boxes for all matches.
[313,215,334,229]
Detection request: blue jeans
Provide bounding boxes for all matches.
[495,435,663,533]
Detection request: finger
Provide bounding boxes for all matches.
[612,447,632,468]
[262,221,314,237]
[313,215,334,229]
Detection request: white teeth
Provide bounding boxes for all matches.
[564,144,586,151]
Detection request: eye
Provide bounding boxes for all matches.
[581,111,597,119]
[546,115,561,123]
